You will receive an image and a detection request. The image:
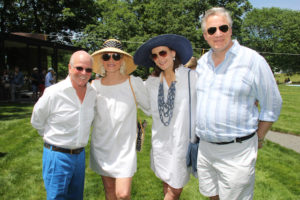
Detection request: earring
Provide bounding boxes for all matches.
[173,57,175,61]
[100,65,106,76]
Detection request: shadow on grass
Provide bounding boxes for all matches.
[0,152,7,157]
[0,102,33,121]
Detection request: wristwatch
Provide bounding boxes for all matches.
[258,138,265,143]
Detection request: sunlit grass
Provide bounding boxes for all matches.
[0,98,299,199]
[275,73,300,84]
[271,85,300,135]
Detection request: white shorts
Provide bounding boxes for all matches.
[197,134,258,200]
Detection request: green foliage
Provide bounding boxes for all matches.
[0,0,100,44]
[75,0,251,78]
[241,8,300,73]
[56,54,73,80]
[3,0,300,77]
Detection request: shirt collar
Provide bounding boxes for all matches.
[63,76,74,90]
[227,39,240,56]
[207,40,240,67]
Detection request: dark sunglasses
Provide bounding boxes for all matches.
[102,53,122,61]
[74,66,93,73]
[207,24,229,35]
[151,50,168,60]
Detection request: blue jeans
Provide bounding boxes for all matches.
[42,146,85,200]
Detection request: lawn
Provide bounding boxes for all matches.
[0,84,299,199]
[275,73,300,84]
[272,85,300,135]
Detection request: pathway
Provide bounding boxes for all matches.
[266,130,300,153]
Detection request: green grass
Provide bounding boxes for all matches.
[275,73,300,84]
[0,89,299,199]
[271,85,300,135]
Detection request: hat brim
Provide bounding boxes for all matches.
[91,47,137,76]
[133,34,193,68]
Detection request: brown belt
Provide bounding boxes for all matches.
[44,143,84,154]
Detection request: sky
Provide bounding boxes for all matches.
[248,0,300,11]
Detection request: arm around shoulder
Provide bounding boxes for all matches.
[31,88,52,136]
[130,75,151,116]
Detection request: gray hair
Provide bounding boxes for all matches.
[201,7,233,32]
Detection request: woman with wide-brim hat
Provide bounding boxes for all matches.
[134,34,198,199]
[90,39,150,200]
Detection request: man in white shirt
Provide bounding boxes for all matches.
[45,67,55,88]
[195,7,282,200]
[31,50,96,200]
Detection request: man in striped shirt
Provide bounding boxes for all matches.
[195,7,282,200]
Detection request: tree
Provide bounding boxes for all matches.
[0,0,100,44]
[241,8,300,73]
[75,0,251,77]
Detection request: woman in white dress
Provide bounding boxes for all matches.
[133,34,198,200]
[90,39,149,200]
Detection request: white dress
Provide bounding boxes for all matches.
[89,75,149,177]
[145,66,197,188]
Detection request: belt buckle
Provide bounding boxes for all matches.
[235,137,242,143]
[70,149,73,154]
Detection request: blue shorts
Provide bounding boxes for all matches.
[42,146,85,200]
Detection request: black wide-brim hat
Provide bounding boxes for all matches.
[134,34,193,68]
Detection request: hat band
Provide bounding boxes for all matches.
[102,40,123,50]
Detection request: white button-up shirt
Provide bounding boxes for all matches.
[196,40,282,143]
[31,76,96,149]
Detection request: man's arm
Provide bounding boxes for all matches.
[253,56,282,148]
[31,89,51,136]
[257,121,273,149]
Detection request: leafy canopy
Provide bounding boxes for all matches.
[241,8,300,73]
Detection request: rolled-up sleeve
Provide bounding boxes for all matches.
[254,57,282,122]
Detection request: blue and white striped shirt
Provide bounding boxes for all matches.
[195,40,282,143]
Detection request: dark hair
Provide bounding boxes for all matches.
[151,48,182,77]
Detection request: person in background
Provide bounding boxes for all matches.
[31,67,40,101]
[90,39,149,200]
[45,67,55,88]
[31,50,96,200]
[134,34,197,200]
[39,69,46,97]
[1,69,12,100]
[195,7,282,200]
[10,66,24,101]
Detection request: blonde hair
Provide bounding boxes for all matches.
[185,56,197,69]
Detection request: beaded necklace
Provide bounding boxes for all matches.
[157,75,176,126]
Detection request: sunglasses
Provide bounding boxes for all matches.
[151,50,168,60]
[207,24,229,35]
[74,66,93,73]
[102,53,122,61]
